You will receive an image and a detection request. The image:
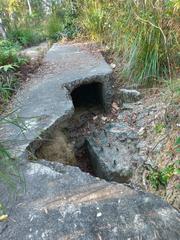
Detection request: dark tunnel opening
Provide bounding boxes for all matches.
[71,82,104,109]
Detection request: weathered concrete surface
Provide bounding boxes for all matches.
[0,43,112,158]
[20,42,50,63]
[86,122,145,183]
[0,43,180,240]
[1,161,180,240]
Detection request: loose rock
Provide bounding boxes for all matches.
[119,89,142,103]
[86,122,145,183]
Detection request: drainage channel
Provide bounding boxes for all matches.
[34,106,103,176]
[27,80,145,189]
[28,81,117,180]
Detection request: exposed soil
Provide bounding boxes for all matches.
[35,104,120,175]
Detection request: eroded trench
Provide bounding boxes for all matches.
[29,81,110,176]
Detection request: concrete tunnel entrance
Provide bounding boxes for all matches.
[31,81,112,175]
[71,82,104,110]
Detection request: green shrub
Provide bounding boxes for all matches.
[0,73,18,103]
[47,14,64,40]
[121,1,179,85]
[8,27,45,47]
[77,1,105,41]
[147,136,180,190]
[62,2,79,39]
[147,165,175,190]
[0,40,27,105]
[0,40,21,66]
[0,115,25,216]
[46,1,80,41]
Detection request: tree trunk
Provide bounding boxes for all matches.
[0,20,6,39]
[27,0,32,16]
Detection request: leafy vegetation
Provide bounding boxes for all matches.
[8,27,44,47]
[75,0,180,85]
[46,1,79,40]
[154,123,166,134]
[0,114,26,218]
[0,0,79,45]
[0,0,177,86]
[0,40,22,66]
[147,137,180,190]
[0,40,27,106]
[148,164,175,190]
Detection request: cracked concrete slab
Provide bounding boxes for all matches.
[0,43,112,157]
[0,43,180,240]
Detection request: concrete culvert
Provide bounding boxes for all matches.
[71,82,104,109]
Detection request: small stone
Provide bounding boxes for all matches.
[101,116,107,121]
[110,63,116,69]
[138,127,145,136]
[121,103,134,110]
[97,212,102,217]
[44,208,48,214]
[112,102,119,111]
[119,89,141,103]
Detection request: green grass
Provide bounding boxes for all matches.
[76,0,180,86]
[0,115,26,214]
[46,1,79,41]
[0,40,21,66]
[147,165,175,190]
[8,27,45,47]
[46,14,64,41]
[147,137,180,190]
[0,40,28,106]
[154,123,166,134]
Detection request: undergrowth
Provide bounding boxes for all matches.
[147,160,179,190]
[8,27,45,47]
[75,0,180,86]
[0,114,26,220]
[46,1,79,41]
[147,79,180,194]
[0,40,28,108]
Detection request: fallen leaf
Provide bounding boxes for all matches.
[110,63,116,69]
[44,208,48,214]
[0,214,8,222]
[101,116,107,121]
[112,102,119,111]
[138,127,145,136]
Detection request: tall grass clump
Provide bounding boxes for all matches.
[76,0,106,41]
[76,0,180,86]
[8,26,45,47]
[0,115,25,215]
[7,13,46,47]
[0,40,27,106]
[47,12,64,41]
[121,1,180,85]
[0,1,46,47]
[47,1,79,41]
